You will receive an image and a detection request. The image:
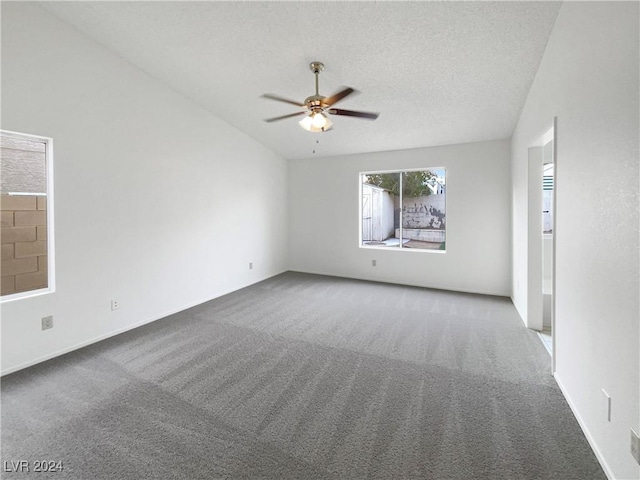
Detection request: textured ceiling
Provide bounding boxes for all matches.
[37,1,561,160]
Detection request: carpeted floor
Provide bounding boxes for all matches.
[1,272,605,479]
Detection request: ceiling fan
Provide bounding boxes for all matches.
[261,62,379,132]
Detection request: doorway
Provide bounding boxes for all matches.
[528,120,556,373]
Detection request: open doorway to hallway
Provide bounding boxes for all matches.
[540,132,554,355]
[529,121,556,372]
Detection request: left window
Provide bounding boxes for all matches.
[1,131,54,299]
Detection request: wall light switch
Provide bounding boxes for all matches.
[372,259,377,267]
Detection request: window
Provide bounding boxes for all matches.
[543,162,554,234]
[1,131,54,299]
[360,168,445,251]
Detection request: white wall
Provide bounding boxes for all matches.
[511,3,639,479]
[289,140,511,296]
[0,3,288,374]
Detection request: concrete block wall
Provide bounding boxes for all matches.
[1,194,48,295]
[396,228,445,243]
[402,194,446,229]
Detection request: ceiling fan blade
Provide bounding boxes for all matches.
[261,94,304,107]
[327,108,379,120]
[263,111,306,123]
[322,87,356,107]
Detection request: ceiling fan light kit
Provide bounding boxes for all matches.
[299,111,332,132]
[262,61,379,133]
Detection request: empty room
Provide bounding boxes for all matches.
[1,2,638,479]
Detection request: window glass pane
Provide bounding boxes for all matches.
[543,163,554,234]
[401,169,446,250]
[1,133,49,296]
[361,172,401,248]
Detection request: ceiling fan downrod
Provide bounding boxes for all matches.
[309,62,324,97]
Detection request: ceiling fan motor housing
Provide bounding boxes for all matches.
[304,95,324,111]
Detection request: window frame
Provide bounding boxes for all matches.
[359,167,446,253]
[1,130,55,302]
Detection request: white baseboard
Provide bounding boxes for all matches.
[1,270,287,376]
[288,269,510,298]
[554,372,615,480]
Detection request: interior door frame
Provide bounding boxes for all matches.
[527,145,544,331]
[528,117,557,374]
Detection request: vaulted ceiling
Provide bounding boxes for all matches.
[38,1,561,160]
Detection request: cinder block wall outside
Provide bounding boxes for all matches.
[402,194,446,229]
[1,194,48,295]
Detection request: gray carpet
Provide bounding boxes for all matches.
[1,272,605,479]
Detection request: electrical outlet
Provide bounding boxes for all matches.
[41,316,53,330]
[111,299,120,311]
[249,262,253,270]
[631,428,640,465]
[602,389,611,422]
[372,259,377,267]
